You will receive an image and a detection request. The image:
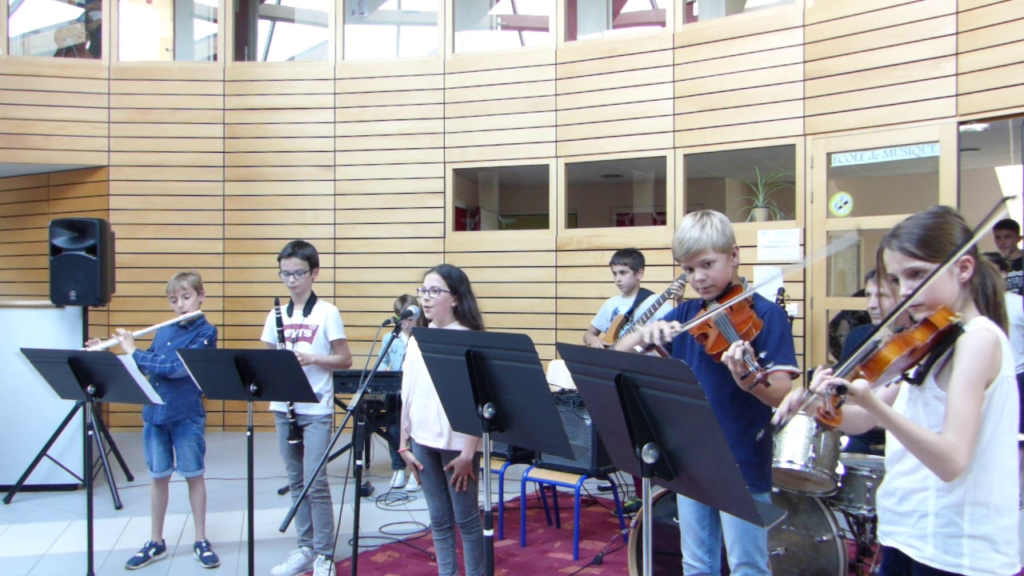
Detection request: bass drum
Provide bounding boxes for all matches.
[628,488,847,576]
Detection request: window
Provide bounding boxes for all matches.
[8,0,102,58]
[454,0,552,54]
[566,0,665,42]
[685,145,796,223]
[959,117,1023,255]
[119,0,218,61]
[344,0,438,60]
[565,156,667,229]
[453,165,549,231]
[234,0,329,61]
[682,0,792,24]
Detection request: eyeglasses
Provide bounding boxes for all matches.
[416,286,452,299]
[278,269,311,281]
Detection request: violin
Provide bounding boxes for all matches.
[814,305,962,428]
[688,284,771,388]
[771,196,1011,436]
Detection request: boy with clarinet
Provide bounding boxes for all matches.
[261,240,352,576]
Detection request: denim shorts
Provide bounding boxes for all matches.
[143,415,206,479]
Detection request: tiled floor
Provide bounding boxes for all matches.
[0,430,542,576]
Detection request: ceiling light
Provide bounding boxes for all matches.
[959,123,990,133]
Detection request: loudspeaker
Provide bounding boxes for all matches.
[49,218,115,307]
[534,393,614,477]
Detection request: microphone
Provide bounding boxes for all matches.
[382,305,421,327]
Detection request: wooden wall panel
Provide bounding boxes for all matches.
[2,0,1024,432]
[0,60,109,165]
[804,0,958,134]
[674,7,804,147]
[957,0,1024,117]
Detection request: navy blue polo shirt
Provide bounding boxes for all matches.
[662,293,799,494]
[133,316,218,426]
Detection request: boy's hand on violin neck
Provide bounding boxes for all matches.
[723,341,755,385]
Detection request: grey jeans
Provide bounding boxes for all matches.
[275,412,335,557]
[411,441,484,576]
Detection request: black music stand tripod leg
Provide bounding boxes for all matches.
[87,404,124,510]
[4,401,85,505]
[465,349,507,576]
[614,373,676,576]
[91,403,133,482]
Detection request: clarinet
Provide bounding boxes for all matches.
[276,297,303,445]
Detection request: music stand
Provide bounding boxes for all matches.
[413,328,575,576]
[556,343,785,576]
[178,348,316,576]
[20,348,159,576]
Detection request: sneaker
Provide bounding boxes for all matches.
[125,540,167,570]
[194,539,220,569]
[313,554,335,576]
[406,472,421,492]
[390,469,407,489]
[270,547,314,576]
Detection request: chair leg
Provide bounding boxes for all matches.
[608,477,627,543]
[520,468,530,548]
[551,485,562,529]
[498,462,508,541]
[573,481,584,561]
[536,479,552,524]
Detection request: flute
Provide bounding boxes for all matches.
[84,310,205,351]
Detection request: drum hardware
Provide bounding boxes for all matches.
[772,411,842,496]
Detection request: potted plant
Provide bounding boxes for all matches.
[734,167,793,222]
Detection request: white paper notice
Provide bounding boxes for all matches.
[117,355,164,405]
[757,228,801,262]
[753,266,784,302]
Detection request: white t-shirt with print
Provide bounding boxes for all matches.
[590,292,673,335]
[261,298,346,416]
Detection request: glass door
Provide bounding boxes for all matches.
[807,124,958,368]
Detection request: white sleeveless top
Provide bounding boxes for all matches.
[876,316,1021,576]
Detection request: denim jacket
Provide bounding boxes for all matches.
[377,331,408,372]
[133,316,218,425]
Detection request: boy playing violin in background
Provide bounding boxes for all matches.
[616,210,799,576]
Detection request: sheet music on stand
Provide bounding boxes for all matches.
[115,355,163,405]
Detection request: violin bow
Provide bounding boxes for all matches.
[766,195,1015,440]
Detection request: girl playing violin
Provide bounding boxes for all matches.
[776,206,1020,576]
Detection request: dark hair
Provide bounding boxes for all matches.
[983,251,1010,274]
[394,294,429,327]
[424,264,485,331]
[278,240,319,270]
[609,248,645,273]
[994,218,1021,236]
[863,269,877,285]
[878,206,1007,332]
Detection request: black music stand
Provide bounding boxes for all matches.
[556,343,785,576]
[413,328,575,576]
[275,370,403,496]
[20,349,159,576]
[178,348,316,576]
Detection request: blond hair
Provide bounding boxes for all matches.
[672,210,736,262]
[166,270,204,296]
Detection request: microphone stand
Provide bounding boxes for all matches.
[279,319,404,576]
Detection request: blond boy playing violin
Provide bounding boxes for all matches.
[616,210,799,576]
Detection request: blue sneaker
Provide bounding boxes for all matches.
[125,540,167,570]
[194,540,220,569]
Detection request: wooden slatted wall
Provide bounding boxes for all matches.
[1,0,1022,431]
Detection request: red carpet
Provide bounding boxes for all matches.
[337,492,632,575]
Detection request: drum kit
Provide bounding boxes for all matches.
[628,416,885,575]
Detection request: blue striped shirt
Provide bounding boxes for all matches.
[133,315,217,425]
